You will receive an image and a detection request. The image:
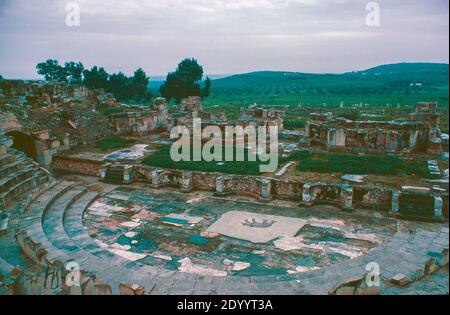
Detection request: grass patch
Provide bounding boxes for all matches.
[97,106,125,115]
[284,119,306,130]
[285,151,430,177]
[95,135,136,151]
[142,145,265,175]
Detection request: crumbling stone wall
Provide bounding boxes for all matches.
[221,176,260,198]
[272,180,302,200]
[0,80,117,165]
[110,98,169,136]
[305,102,443,154]
[192,172,217,191]
[238,106,285,131]
[52,156,103,177]
[353,186,392,211]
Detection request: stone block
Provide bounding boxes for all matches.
[391,273,409,287]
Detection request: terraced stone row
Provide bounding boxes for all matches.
[0,149,50,210]
[18,181,175,293]
[1,148,52,289]
[17,180,450,295]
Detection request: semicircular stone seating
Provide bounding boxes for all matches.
[13,179,449,295]
[0,130,54,294]
[1,130,448,295]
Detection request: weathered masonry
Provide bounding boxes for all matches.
[110,98,169,136]
[50,156,448,221]
[305,102,443,154]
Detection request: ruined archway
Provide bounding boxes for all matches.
[5,131,37,160]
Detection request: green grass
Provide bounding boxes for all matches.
[142,145,265,175]
[284,119,306,130]
[97,106,125,115]
[284,151,430,177]
[95,135,136,151]
[199,63,449,108]
[142,144,431,178]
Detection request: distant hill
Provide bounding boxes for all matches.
[358,62,449,75]
[203,62,449,107]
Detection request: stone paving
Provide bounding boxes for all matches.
[7,181,448,295]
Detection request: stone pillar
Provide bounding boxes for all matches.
[180,171,193,193]
[123,165,133,184]
[150,169,164,188]
[340,185,353,210]
[327,128,336,146]
[302,183,312,206]
[434,196,443,218]
[391,191,400,215]
[216,176,225,194]
[408,130,418,148]
[100,163,110,180]
[259,178,272,201]
[35,140,52,166]
[63,134,71,150]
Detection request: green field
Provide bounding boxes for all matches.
[202,63,449,108]
[285,151,431,178]
[142,145,266,175]
[142,144,431,178]
[95,135,136,151]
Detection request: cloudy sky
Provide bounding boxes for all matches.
[0,0,448,79]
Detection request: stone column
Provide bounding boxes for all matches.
[259,178,272,201]
[216,176,225,194]
[150,169,164,188]
[340,185,353,210]
[180,171,193,193]
[100,163,111,181]
[302,183,313,206]
[408,130,418,149]
[434,196,443,218]
[390,191,400,215]
[327,128,336,147]
[123,165,133,184]
[63,134,71,150]
[35,140,52,166]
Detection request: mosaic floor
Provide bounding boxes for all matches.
[83,186,397,278]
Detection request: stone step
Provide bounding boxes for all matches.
[0,166,37,193]
[0,154,16,167]
[27,181,75,210]
[63,191,104,253]
[0,256,16,279]
[42,187,88,250]
[0,174,48,210]
[19,183,152,293]
[0,158,28,178]
[14,178,450,295]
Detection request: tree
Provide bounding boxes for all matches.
[130,68,149,101]
[83,66,110,90]
[64,62,84,84]
[35,59,153,102]
[0,74,3,80]
[202,77,211,99]
[109,72,130,101]
[36,59,67,82]
[159,58,207,102]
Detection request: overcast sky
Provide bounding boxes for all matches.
[0,0,448,79]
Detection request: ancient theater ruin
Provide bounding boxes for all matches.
[0,79,448,295]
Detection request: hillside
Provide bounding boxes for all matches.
[202,63,449,108]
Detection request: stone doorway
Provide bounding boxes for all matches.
[6,131,37,160]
